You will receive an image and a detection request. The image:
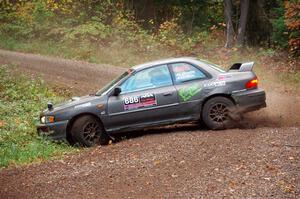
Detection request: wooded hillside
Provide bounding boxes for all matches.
[0,0,299,57]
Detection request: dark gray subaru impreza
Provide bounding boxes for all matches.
[37,57,266,146]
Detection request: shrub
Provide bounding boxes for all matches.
[0,65,74,168]
[62,21,111,42]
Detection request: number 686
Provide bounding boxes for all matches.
[124,96,139,104]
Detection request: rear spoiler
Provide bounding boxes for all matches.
[229,62,254,72]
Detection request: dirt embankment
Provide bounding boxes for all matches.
[0,49,299,198]
[0,49,124,95]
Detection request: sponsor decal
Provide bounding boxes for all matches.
[173,65,190,72]
[218,75,226,81]
[123,93,157,110]
[203,81,226,88]
[217,74,232,81]
[173,65,198,81]
[74,102,91,109]
[178,84,202,102]
[175,70,196,81]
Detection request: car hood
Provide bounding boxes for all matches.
[45,95,100,113]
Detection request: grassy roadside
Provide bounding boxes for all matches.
[1,34,299,89]
[0,34,174,67]
[0,65,76,168]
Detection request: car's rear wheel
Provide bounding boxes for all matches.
[71,115,110,147]
[202,97,235,130]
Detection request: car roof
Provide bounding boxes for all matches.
[131,57,198,71]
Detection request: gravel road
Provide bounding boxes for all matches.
[0,49,299,198]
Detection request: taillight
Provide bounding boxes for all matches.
[246,78,258,89]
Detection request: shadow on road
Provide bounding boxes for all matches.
[111,123,205,143]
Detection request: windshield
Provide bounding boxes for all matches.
[95,71,129,96]
[197,59,225,73]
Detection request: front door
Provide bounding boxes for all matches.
[106,64,179,131]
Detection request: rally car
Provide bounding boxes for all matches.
[37,57,266,146]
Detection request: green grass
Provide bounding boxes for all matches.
[0,65,76,168]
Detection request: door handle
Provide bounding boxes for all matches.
[163,92,172,96]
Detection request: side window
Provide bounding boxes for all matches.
[171,63,207,83]
[120,65,172,93]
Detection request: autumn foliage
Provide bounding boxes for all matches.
[284,0,300,56]
[0,0,299,57]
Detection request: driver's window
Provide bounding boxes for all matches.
[120,65,172,93]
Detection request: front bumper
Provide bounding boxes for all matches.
[37,120,68,140]
[232,88,266,113]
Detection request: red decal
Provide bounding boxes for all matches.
[218,75,225,80]
[173,65,190,72]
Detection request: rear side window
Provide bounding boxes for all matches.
[170,63,207,83]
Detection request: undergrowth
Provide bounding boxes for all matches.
[0,65,76,168]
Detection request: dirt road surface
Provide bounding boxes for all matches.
[0,49,299,198]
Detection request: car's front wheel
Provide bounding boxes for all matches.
[202,97,235,130]
[71,115,110,147]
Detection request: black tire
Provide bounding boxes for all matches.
[202,97,235,130]
[71,115,110,147]
[66,132,77,146]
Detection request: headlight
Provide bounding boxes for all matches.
[41,116,46,123]
[40,116,55,124]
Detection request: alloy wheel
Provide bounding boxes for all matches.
[82,122,100,143]
[209,103,229,123]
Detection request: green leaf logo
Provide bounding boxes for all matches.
[178,84,201,102]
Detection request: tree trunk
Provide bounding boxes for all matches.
[131,0,156,30]
[224,0,235,48]
[237,0,249,46]
[247,0,272,46]
[189,7,195,34]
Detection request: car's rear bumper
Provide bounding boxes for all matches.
[232,88,266,113]
[37,120,68,140]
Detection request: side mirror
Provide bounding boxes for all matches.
[113,86,122,96]
[47,102,53,111]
